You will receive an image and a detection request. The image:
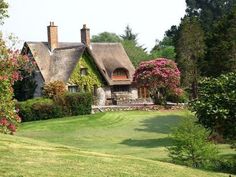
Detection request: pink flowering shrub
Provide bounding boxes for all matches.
[0,38,33,134]
[133,58,182,104]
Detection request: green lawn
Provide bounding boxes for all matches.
[0,110,234,176]
[17,111,185,161]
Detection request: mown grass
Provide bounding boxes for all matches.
[1,110,234,176]
[0,133,230,177]
[17,111,186,161]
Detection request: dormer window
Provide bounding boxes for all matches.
[112,68,129,80]
[80,68,88,76]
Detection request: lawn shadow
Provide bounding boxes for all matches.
[135,115,183,134]
[120,137,172,148]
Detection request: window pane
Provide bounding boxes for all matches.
[80,68,88,76]
[68,86,79,93]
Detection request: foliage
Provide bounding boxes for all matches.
[165,25,179,47]
[150,36,176,60]
[190,72,236,141]
[0,34,33,134]
[205,7,236,76]
[91,32,122,43]
[150,46,176,60]
[212,156,236,174]
[166,90,189,103]
[61,92,92,116]
[120,25,138,42]
[17,92,93,122]
[43,80,66,99]
[122,40,149,67]
[168,116,219,168]
[68,53,102,91]
[176,17,206,99]
[133,58,182,105]
[17,98,63,122]
[0,0,8,24]
[185,0,236,32]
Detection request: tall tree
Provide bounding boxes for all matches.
[176,17,206,99]
[205,7,236,76]
[185,0,236,31]
[120,25,138,42]
[120,25,149,67]
[91,32,121,43]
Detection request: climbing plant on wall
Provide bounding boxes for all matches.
[68,53,103,92]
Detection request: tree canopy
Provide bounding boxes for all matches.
[150,36,176,60]
[185,0,236,31]
[190,72,236,141]
[176,17,205,99]
[120,25,138,42]
[91,32,121,43]
[205,7,236,76]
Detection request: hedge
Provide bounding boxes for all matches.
[17,92,92,122]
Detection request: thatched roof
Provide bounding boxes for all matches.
[23,42,135,86]
[90,43,135,85]
[24,42,85,83]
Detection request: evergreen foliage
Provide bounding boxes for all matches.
[205,7,236,76]
[176,17,205,99]
[168,116,219,168]
[91,32,121,43]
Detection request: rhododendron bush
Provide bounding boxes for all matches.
[0,37,33,134]
[133,58,182,104]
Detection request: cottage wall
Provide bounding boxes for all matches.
[131,87,138,99]
[96,87,106,106]
[33,70,44,97]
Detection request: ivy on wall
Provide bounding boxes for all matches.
[68,53,103,92]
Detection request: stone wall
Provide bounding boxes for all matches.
[92,104,186,113]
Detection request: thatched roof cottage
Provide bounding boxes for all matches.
[21,22,138,105]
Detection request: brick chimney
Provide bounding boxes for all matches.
[80,24,90,47]
[47,22,58,51]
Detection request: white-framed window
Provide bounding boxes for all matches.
[68,85,79,93]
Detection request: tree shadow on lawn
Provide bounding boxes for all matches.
[135,115,183,134]
[120,137,173,148]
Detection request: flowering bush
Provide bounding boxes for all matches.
[0,36,32,134]
[133,58,182,104]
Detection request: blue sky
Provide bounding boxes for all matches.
[2,0,186,51]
